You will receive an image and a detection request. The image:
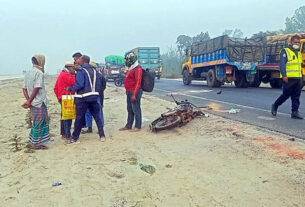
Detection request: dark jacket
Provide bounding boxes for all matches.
[69,63,102,102]
[99,75,106,106]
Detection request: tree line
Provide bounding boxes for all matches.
[161,5,305,78]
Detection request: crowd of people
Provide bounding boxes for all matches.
[21,35,304,150]
[22,51,143,149]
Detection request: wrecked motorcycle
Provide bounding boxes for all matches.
[150,94,205,132]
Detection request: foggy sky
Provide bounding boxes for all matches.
[0,0,304,74]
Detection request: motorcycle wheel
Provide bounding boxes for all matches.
[152,116,181,132]
[114,79,123,87]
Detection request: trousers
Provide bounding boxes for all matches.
[126,90,142,129]
[72,99,105,140]
[273,78,302,112]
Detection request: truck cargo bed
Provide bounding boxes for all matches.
[190,35,265,70]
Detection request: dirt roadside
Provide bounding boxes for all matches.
[0,77,305,207]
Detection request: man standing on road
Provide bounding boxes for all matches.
[67,55,106,143]
[119,51,143,132]
[271,35,304,119]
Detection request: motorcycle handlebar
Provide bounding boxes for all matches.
[171,94,198,108]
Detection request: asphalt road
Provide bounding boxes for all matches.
[150,78,305,139]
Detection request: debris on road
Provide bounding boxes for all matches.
[229,108,241,114]
[52,182,62,187]
[111,198,127,207]
[139,163,156,175]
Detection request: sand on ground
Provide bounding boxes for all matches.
[1,77,305,207]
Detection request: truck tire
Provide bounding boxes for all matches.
[183,70,191,85]
[249,73,261,88]
[234,72,248,88]
[207,69,221,88]
[270,79,282,89]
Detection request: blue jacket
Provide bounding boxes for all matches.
[70,63,103,102]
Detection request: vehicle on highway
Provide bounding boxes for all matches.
[104,55,125,81]
[182,35,265,88]
[114,69,127,87]
[256,33,305,88]
[132,47,162,79]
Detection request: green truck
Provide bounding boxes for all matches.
[132,47,162,79]
[104,55,125,81]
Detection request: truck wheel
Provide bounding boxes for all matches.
[270,79,282,89]
[207,69,221,88]
[183,70,191,85]
[249,73,261,88]
[234,72,248,88]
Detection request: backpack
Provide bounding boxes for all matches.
[141,68,155,92]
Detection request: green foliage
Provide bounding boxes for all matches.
[232,29,243,38]
[222,29,243,38]
[285,6,305,33]
[223,29,234,36]
[10,134,22,152]
[176,35,193,55]
[192,32,210,43]
[176,31,210,55]
[161,46,184,78]
[251,30,283,38]
[26,110,32,129]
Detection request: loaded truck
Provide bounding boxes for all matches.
[182,35,265,88]
[104,55,125,81]
[132,47,162,79]
[256,33,305,88]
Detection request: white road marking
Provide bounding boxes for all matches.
[257,116,276,121]
[188,90,213,93]
[154,88,290,116]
